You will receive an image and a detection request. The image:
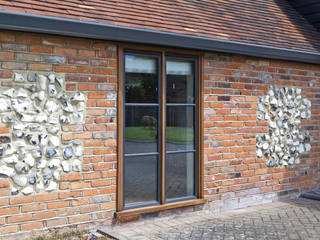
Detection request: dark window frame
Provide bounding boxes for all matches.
[116,44,205,217]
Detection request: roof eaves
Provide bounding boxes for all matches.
[0,10,319,64]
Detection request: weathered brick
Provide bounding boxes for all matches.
[2,43,27,51]
[2,62,27,70]
[42,55,66,63]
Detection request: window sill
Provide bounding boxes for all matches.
[115,198,207,218]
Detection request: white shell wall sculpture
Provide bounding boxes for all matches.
[256,85,311,167]
[0,72,86,195]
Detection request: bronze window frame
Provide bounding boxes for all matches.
[116,44,205,217]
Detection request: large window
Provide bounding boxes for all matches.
[117,47,204,214]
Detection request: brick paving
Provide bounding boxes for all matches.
[100,198,320,240]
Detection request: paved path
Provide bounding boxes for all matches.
[100,198,320,240]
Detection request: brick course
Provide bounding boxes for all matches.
[0,30,318,238]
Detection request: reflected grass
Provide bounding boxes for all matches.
[125,126,193,143]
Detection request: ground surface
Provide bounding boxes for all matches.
[101,198,320,240]
[30,230,111,240]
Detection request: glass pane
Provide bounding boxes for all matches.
[166,106,194,152]
[125,54,158,103]
[125,155,158,206]
[125,106,158,154]
[165,152,195,200]
[166,59,194,103]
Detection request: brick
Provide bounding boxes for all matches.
[91,180,111,187]
[60,173,82,181]
[54,65,77,73]
[0,225,18,235]
[2,62,27,70]
[70,181,90,189]
[68,39,91,48]
[82,189,99,196]
[68,214,90,224]
[46,218,67,227]
[10,196,33,205]
[68,57,89,65]
[102,171,117,178]
[89,76,108,83]
[55,47,77,56]
[83,156,103,163]
[29,63,52,71]
[84,172,100,180]
[30,45,53,53]
[59,191,81,199]
[32,211,56,220]
[42,37,66,46]
[20,221,43,231]
[16,34,41,44]
[73,132,92,139]
[0,206,19,215]
[86,109,105,115]
[21,203,46,212]
[71,197,90,206]
[0,70,13,79]
[16,53,41,61]
[61,133,73,141]
[0,199,8,207]
[88,92,105,99]
[35,193,58,202]
[84,140,103,147]
[0,32,15,42]
[0,126,10,134]
[78,49,95,57]
[0,178,10,188]
[91,59,108,66]
[66,83,77,91]
[42,55,66,63]
[0,51,14,60]
[78,83,96,91]
[96,100,116,107]
[80,205,99,213]
[8,213,32,223]
[2,43,27,51]
[101,202,115,210]
[47,201,70,209]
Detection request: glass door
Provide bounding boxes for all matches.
[122,51,198,209]
[165,57,197,202]
[123,52,161,209]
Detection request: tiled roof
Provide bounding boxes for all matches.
[0,0,320,54]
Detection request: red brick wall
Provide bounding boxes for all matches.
[203,53,320,206]
[0,31,117,237]
[0,30,319,238]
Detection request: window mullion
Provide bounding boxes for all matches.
[160,51,166,205]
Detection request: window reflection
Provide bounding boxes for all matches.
[166,60,194,103]
[166,106,194,151]
[125,155,158,205]
[125,106,158,154]
[125,55,158,103]
[166,152,195,199]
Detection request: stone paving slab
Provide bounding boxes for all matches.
[99,198,320,240]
